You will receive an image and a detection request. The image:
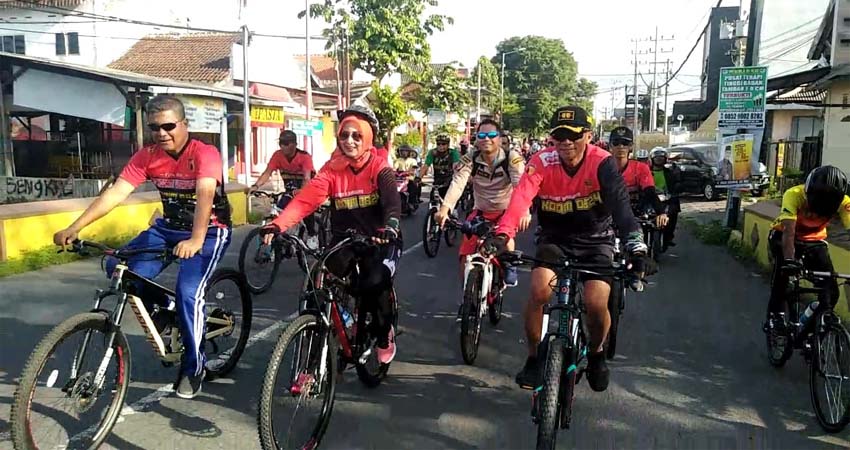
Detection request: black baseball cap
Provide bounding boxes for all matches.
[549,106,593,133]
[609,126,634,143]
[279,130,297,142]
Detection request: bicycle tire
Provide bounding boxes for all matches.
[460,268,483,365]
[238,226,281,294]
[651,229,663,262]
[444,226,458,247]
[488,267,504,325]
[203,269,253,378]
[354,308,392,388]
[258,314,337,450]
[536,337,565,450]
[810,320,850,433]
[422,210,441,258]
[11,312,131,450]
[606,281,624,360]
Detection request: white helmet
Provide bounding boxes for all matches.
[635,149,650,160]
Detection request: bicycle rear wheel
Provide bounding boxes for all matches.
[460,268,484,364]
[422,210,441,258]
[203,269,253,378]
[810,317,850,433]
[536,337,565,450]
[11,312,131,450]
[239,226,282,294]
[258,314,337,450]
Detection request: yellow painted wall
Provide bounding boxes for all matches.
[742,209,850,315]
[1,191,247,261]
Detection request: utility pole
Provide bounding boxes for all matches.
[663,59,671,133]
[241,24,252,188]
[476,59,482,122]
[645,27,674,132]
[630,39,640,133]
[744,0,764,66]
[305,0,312,124]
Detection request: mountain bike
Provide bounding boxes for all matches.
[257,231,399,450]
[239,189,332,294]
[422,185,458,258]
[10,239,251,450]
[446,216,507,364]
[764,257,850,433]
[605,237,627,360]
[499,250,625,450]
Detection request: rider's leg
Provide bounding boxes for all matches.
[105,222,170,309]
[583,280,612,353]
[663,199,680,247]
[799,240,840,309]
[356,243,400,363]
[767,230,788,316]
[172,226,231,379]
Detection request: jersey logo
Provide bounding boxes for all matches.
[334,192,379,210]
[511,156,524,166]
[526,165,535,175]
[188,158,195,172]
[539,150,560,167]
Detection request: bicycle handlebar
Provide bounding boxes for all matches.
[801,269,850,281]
[66,239,170,259]
[498,250,626,277]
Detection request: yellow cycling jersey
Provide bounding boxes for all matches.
[771,185,850,241]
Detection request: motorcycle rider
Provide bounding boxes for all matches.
[649,147,681,250]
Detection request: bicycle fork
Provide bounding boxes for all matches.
[462,256,493,317]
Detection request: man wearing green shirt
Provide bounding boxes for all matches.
[649,148,681,250]
[419,134,461,200]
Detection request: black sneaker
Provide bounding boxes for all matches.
[175,370,205,399]
[515,357,542,389]
[586,351,610,392]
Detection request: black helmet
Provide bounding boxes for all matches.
[337,105,379,136]
[436,134,450,144]
[805,165,848,217]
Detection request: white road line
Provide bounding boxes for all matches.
[402,241,423,256]
[417,272,436,278]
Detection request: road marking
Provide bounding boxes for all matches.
[402,241,423,256]
[417,272,436,278]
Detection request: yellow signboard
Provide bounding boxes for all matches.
[250,106,284,127]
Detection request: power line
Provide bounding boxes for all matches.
[654,0,724,92]
[761,15,821,44]
[760,30,816,52]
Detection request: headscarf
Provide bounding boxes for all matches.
[332,115,374,170]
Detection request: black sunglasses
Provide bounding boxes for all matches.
[551,128,584,142]
[437,141,449,145]
[147,122,180,132]
[338,131,363,141]
[611,138,633,147]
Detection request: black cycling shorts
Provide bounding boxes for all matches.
[534,234,615,284]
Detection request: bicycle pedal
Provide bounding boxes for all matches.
[128,295,167,358]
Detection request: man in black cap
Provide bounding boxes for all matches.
[609,126,668,228]
[486,106,647,393]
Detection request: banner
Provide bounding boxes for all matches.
[250,105,284,128]
[718,66,768,129]
[177,95,225,133]
[717,133,755,188]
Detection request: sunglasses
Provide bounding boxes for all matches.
[279,139,296,146]
[147,122,180,132]
[476,131,500,140]
[437,141,449,145]
[551,128,585,143]
[338,131,363,141]
[611,139,633,147]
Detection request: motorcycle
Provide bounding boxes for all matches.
[396,169,421,216]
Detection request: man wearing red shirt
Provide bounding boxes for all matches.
[486,106,647,392]
[251,129,314,197]
[609,126,668,228]
[262,106,402,364]
[53,95,231,399]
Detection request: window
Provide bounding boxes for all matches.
[1,35,25,54]
[55,32,80,56]
[791,116,823,141]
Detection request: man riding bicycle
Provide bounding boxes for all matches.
[765,166,850,332]
[419,134,461,201]
[609,126,668,228]
[433,119,529,316]
[649,147,681,250]
[261,106,402,364]
[485,106,647,392]
[53,95,232,399]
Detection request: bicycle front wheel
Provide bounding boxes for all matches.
[536,337,565,450]
[11,312,131,450]
[810,318,850,433]
[460,268,484,364]
[258,314,337,450]
[204,269,253,378]
[238,226,282,294]
[422,210,441,258]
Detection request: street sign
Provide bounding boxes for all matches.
[178,95,225,133]
[427,109,447,125]
[718,66,768,129]
[250,105,284,128]
[289,119,323,137]
[677,114,684,121]
[625,94,648,105]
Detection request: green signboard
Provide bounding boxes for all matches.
[718,66,768,129]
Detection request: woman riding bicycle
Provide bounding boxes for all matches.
[261,105,402,364]
[766,165,850,331]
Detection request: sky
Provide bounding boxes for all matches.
[234,0,829,122]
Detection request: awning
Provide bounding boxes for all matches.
[13,68,127,126]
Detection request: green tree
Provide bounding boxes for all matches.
[301,0,453,79]
[368,81,409,145]
[469,56,500,115]
[494,36,596,134]
[412,64,472,115]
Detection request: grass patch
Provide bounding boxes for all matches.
[247,210,265,225]
[683,218,732,246]
[0,234,136,278]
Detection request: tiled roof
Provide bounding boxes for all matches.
[0,0,84,8]
[108,33,235,84]
[294,55,346,83]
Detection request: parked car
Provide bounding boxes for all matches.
[667,143,770,201]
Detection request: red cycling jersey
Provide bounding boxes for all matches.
[267,149,314,187]
[497,144,639,240]
[271,152,400,237]
[620,160,655,204]
[120,139,230,230]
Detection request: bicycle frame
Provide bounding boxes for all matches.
[540,272,584,364]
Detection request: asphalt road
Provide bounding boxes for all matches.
[1,198,849,449]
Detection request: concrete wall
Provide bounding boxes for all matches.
[0,184,247,261]
[823,80,850,172]
[770,109,822,141]
[0,176,102,204]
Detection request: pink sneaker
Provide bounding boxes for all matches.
[376,327,396,364]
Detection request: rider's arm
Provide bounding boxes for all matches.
[270,170,331,231]
[507,150,526,187]
[781,219,797,260]
[253,152,280,189]
[419,151,433,179]
[302,154,315,183]
[65,178,137,233]
[638,164,664,213]
[377,167,402,227]
[598,156,641,239]
[440,155,474,211]
[495,158,543,239]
